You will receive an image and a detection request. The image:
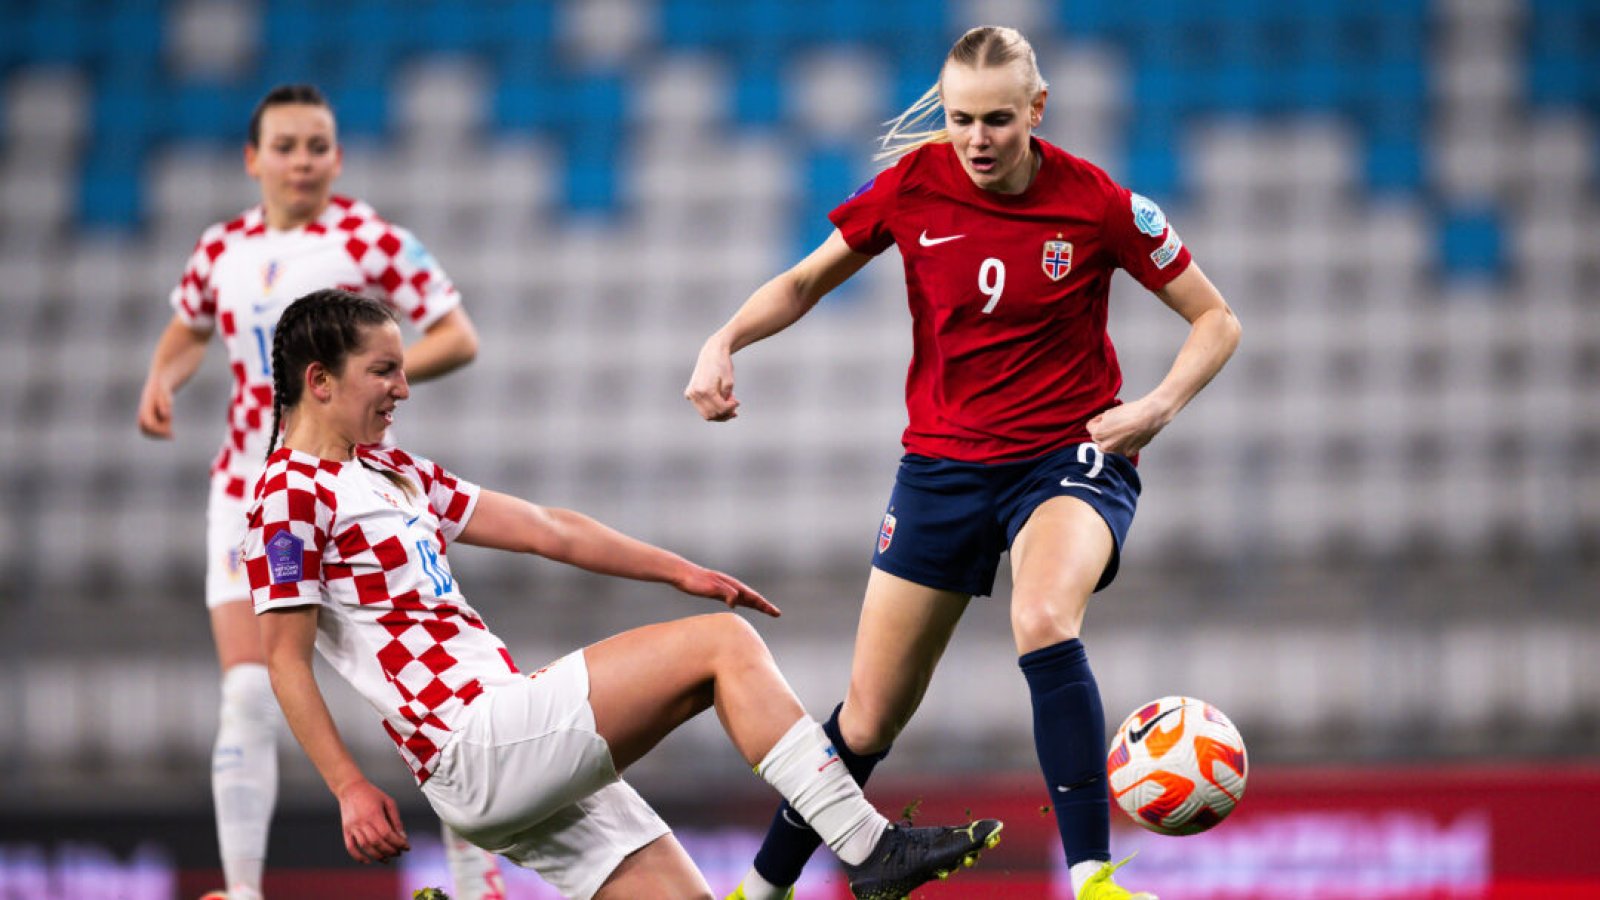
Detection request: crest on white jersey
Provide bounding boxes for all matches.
[262,259,282,293]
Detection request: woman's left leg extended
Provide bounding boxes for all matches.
[1009,495,1119,890]
[584,613,895,876]
[583,612,804,771]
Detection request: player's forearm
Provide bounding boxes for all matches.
[267,653,370,797]
[145,317,210,393]
[261,611,369,798]
[535,507,696,587]
[717,273,819,354]
[1143,305,1241,420]
[405,308,479,382]
[462,492,695,586]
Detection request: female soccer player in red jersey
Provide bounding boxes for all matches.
[688,26,1240,900]
[134,85,498,900]
[247,289,1002,900]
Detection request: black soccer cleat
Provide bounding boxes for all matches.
[842,818,1004,900]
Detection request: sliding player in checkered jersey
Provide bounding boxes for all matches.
[245,290,1002,900]
[688,27,1241,900]
[134,85,503,900]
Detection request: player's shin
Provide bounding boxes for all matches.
[753,716,888,866]
[212,663,280,900]
[1020,639,1112,871]
[745,702,891,892]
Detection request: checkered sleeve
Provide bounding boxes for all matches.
[245,456,334,612]
[388,449,480,543]
[341,204,461,331]
[168,223,229,331]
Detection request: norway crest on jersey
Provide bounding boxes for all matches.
[1042,240,1073,281]
[878,512,897,554]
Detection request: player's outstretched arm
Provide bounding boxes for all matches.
[137,314,210,438]
[403,306,479,383]
[459,490,780,617]
[1088,263,1241,457]
[259,605,411,864]
[685,229,872,422]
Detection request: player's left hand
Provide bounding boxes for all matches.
[336,778,411,864]
[675,565,781,617]
[1086,397,1172,457]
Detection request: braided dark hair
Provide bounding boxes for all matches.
[248,84,332,147]
[265,289,399,462]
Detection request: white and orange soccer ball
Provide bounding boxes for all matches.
[1106,695,1248,836]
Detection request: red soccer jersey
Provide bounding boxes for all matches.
[829,138,1192,463]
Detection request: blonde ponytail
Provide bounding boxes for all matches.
[874,26,1048,163]
[875,82,946,162]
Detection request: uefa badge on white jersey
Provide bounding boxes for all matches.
[1131,193,1168,238]
[266,530,305,584]
[1042,239,1073,281]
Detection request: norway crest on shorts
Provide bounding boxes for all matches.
[878,512,897,554]
[1042,239,1073,281]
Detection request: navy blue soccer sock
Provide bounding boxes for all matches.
[1020,638,1111,866]
[752,702,890,886]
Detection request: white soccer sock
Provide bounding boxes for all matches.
[1071,858,1111,897]
[443,824,507,900]
[734,865,790,900]
[755,717,887,866]
[213,663,278,897]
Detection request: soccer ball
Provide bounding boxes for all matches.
[1107,695,1247,836]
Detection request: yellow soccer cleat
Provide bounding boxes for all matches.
[724,886,794,900]
[413,889,452,900]
[1080,854,1157,900]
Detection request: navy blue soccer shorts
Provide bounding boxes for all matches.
[870,441,1141,598]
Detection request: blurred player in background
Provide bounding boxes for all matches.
[134,85,499,900]
[246,289,1004,900]
[687,26,1240,900]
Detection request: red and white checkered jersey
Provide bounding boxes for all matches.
[243,445,521,784]
[171,195,462,500]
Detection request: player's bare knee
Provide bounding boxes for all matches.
[1010,597,1082,650]
[707,612,768,662]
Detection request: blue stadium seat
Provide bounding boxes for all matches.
[563,127,622,213]
[1365,134,1423,195]
[493,71,559,133]
[167,84,240,143]
[1438,205,1506,283]
[24,2,98,65]
[79,149,144,229]
[798,145,854,255]
[325,80,388,139]
[732,60,785,129]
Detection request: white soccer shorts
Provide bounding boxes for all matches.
[421,650,670,899]
[205,478,252,608]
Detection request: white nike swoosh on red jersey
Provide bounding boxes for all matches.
[918,230,966,246]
